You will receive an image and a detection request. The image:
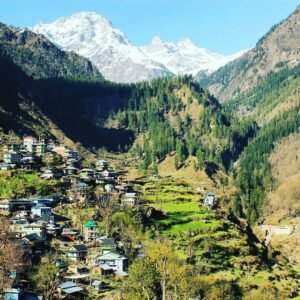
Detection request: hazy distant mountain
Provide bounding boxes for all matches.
[31,12,245,83]
[141,36,245,76]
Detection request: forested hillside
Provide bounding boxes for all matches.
[196,5,300,228]
[0,22,257,172]
[0,22,135,149]
[114,76,256,173]
[198,6,300,102]
[224,64,300,124]
[233,106,300,223]
[0,22,101,79]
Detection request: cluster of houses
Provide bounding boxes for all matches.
[0,135,142,299]
[3,213,130,299]
[1,135,48,171]
[1,134,216,299]
[2,203,131,299]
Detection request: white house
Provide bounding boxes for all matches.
[10,221,47,240]
[203,192,215,207]
[0,199,12,213]
[121,193,138,207]
[63,149,79,161]
[102,170,117,179]
[98,251,128,272]
[104,184,114,193]
[40,169,61,180]
[3,151,20,164]
[67,244,88,262]
[23,135,37,149]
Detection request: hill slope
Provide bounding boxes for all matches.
[198,6,300,102]
[0,22,134,149]
[225,63,300,124]
[0,22,102,79]
[113,76,256,175]
[265,132,300,224]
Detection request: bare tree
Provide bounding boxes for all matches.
[97,191,119,237]
[0,217,23,291]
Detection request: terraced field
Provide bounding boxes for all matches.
[131,176,300,297]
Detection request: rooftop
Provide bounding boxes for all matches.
[98,251,126,260]
[70,244,88,252]
[84,220,97,228]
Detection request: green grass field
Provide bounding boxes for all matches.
[152,201,200,213]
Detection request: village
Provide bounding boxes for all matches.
[0,134,217,299]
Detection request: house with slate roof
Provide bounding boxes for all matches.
[121,192,138,207]
[57,281,85,299]
[99,237,117,254]
[95,159,108,171]
[67,244,88,262]
[203,192,215,207]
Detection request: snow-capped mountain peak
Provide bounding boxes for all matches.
[141,36,244,76]
[151,36,166,46]
[177,38,195,47]
[31,12,172,82]
[32,11,131,49]
[31,12,246,82]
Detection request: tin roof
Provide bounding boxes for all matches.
[84,220,97,228]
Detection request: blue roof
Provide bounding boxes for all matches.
[30,198,52,201]
[78,182,88,187]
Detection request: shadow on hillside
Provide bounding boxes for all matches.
[0,55,135,151]
[31,77,135,151]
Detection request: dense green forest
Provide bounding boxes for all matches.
[232,106,300,224]
[224,64,300,120]
[116,76,257,172]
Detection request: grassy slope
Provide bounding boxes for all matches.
[130,175,300,297]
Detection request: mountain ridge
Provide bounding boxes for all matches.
[198,6,300,102]
[30,11,245,83]
[0,22,102,80]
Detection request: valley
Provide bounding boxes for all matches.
[0,3,299,300]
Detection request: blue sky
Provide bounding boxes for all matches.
[0,0,298,54]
